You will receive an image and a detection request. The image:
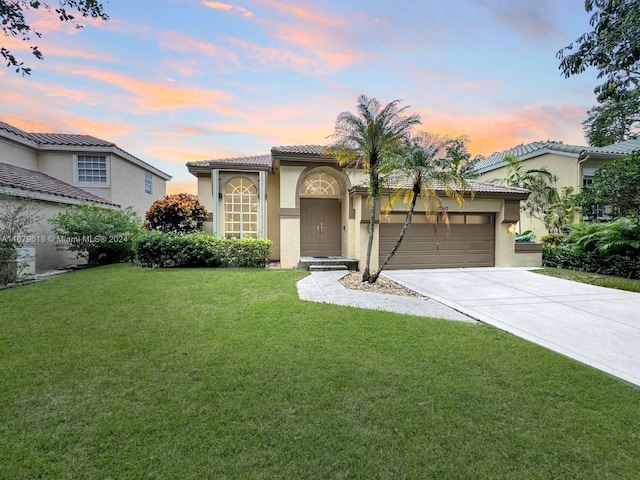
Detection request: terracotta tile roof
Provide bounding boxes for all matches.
[187,154,272,168]
[271,145,327,155]
[0,162,117,206]
[354,171,530,197]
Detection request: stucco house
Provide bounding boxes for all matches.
[187,145,539,270]
[0,121,172,273]
[474,140,640,237]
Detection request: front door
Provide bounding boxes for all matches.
[300,198,341,256]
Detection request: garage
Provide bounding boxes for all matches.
[378,212,495,269]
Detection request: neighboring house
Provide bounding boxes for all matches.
[475,140,640,237]
[187,145,538,270]
[0,121,171,217]
[0,120,172,272]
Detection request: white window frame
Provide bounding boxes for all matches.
[224,177,258,239]
[145,172,153,195]
[74,154,110,188]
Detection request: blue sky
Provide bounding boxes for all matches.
[2,0,600,193]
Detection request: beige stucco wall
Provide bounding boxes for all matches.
[266,171,280,260]
[36,151,166,218]
[0,139,38,170]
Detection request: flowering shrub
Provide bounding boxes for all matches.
[134,231,271,268]
[144,193,207,234]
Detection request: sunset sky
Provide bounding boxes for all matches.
[2,0,600,194]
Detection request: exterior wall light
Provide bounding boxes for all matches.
[507,223,517,235]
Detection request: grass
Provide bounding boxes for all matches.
[1,264,639,479]
[536,267,640,293]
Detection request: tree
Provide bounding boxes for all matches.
[369,132,471,283]
[325,95,421,283]
[496,156,574,234]
[1,0,109,75]
[583,89,640,146]
[557,0,640,102]
[50,204,141,266]
[576,154,640,220]
[144,193,207,234]
[0,193,41,284]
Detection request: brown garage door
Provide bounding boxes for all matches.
[378,213,495,269]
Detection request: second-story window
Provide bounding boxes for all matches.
[76,155,109,186]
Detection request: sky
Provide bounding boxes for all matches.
[1,0,601,194]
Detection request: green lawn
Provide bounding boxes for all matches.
[536,267,640,293]
[1,265,639,479]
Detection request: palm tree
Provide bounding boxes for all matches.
[368,132,472,283]
[325,95,421,282]
[496,156,565,233]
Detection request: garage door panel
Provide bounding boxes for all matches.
[379,215,495,269]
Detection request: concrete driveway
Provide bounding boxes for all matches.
[383,268,640,388]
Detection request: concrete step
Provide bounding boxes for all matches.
[308,264,348,272]
[299,256,359,271]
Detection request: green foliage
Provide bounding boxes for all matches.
[543,244,640,279]
[134,231,271,268]
[582,90,640,146]
[543,217,640,278]
[576,155,640,219]
[144,193,207,234]
[1,0,109,75]
[540,233,565,246]
[496,156,574,233]
[0,194,41,284]
[324,95,421,282]
[49,204,142,266]
[557,0,640,102]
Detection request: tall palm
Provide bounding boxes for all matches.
[325,95,421,282]
[369,132,472,283]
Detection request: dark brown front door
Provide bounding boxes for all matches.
[300,198,341,256]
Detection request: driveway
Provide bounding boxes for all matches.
[384,268,640,388]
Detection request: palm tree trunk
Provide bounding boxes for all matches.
[361,194,378,283]
[368,190,418,284]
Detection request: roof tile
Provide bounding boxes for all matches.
[0,162,117,206]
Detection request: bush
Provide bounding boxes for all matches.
[543,245,640,279]
[49,204,142,266]
[134,231,271,268]
[540,233,565,246]
[0,242,18,285]
[144,193,207,234]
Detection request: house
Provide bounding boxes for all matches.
[474,140,640,237]
[0,121,172,273]
[187,145,539,270]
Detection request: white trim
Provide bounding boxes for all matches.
[212,169,219,236]
[74,154,111,188]
[259,170,266,238]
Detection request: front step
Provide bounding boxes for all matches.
[308,264,348,272]
[299,256,359,272]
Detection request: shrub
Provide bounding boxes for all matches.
[144,193,207,234]
[134,231,271,268]
[49,204,142,266]
[540,233,565,246]
[543,245,640,279]
[0,194,41,284]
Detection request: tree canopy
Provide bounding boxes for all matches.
[582,89,640,146]
[557,0,640,101]
[576,154,640,220]
[1,0,109,75]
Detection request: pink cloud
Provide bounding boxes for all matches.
[224,36,319,70]
[158,31,238,65]
[202,1,254,17]
[256,0,342,27]
[68,67,234,113]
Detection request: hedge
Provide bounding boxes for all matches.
[543,245,640,279]
[134,231,271,268]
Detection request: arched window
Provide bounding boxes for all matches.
[224,177,258,238]
[299,172,341,198]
